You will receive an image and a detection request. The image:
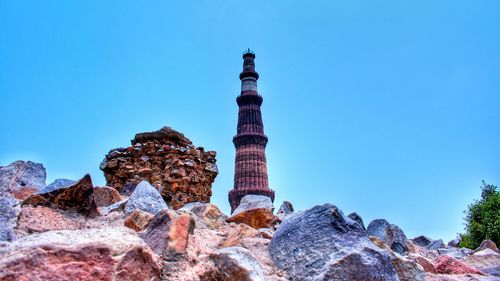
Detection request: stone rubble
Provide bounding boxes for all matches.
[2,156,499,280]
[100,126,218,209]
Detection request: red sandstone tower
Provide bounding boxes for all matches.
[228,49,275,213]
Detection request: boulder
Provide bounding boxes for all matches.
[93,186,123,207]
[269,204,398,281]
[426,239,446,250]
[180,202,226,229]
[276,201,294,217]
[0,160,46,241]
[369,236,426,281]
[227,195,275,229]
[0,194,20,241]
[16,205,82,235]
[0,227,160,281]
[0,160,46,197]
[139,209,195,257]
[462,249,500,276]
[124,180,168,215]
[124,209,154,231]
[409,254,437,273]
[220,223,260,248]
[258,228,274,239]
[434,255,484,275]
[475,240,498,253]
[202,246,266,281]
[99,198,128,215]
[411,235,433,247]
[23,174,97,217]
[437,247,469,259]
[448,237,461,247]
[40,178,75,193]
[347,212,366,230]
[367,218,409,254]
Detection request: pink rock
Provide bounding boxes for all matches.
[0,227,160,281]
[93,186,123,207]
[435,255,484,275]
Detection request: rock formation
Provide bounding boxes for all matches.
[2,155,498,280]
[100,126,218,209]
[0,160,46,241]
[367,218,409,254]
[269,204,399,281]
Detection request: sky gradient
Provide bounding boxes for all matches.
[1,1,499,242]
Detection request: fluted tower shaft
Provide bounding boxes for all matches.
[229,50,275,213]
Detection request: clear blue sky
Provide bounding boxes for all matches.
[1,1,499,242]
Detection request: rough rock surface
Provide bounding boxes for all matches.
[427,239,446,250]
[227,195,275,229]
[367,218,409,254]
[23,174,98,216]
[124,180,168,215]
[411,235,433,247]
[180,202,226,229]
[220,223,260,248]
[475,240,498,253]
[100,126,218,209]
[269,204,398,281]
[410,254,437,273]
[462,249,500,276]
[448,237,461,247]
[202,246,266,281]
[93,186,123,207]
[0,195,21,241]
[348,212,366,230]
[435,255,484,275]
[0,227,160,281]
[40,178,75,193]
[0,160,46,197]
[369,236,426,281]
[276,201,294,216]
[124,209,154,231]
[0,160,46,241]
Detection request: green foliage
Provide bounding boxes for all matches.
[459,181,500,249]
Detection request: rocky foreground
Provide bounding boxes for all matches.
[0,128,498,280]
[1,161,499,280]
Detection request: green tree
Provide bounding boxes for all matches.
[459,181,500,249]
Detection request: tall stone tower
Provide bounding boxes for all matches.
[228,49,275,213]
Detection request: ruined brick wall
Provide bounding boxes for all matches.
[100,127,218,209]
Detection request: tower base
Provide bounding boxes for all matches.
[228,188,275,214]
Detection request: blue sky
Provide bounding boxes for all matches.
[1,1,499,242]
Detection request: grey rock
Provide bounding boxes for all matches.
[0,160,46,193]
[0,194,20,241]
[411,235,433,247]
[347,212,366,230]
[204,246,266,281]
[447,237,461,247]
[426,239,446,250]
[124,180,168,215]
[39,178,76,193]
[277,201,294,216]
[367,219,408,254]
[0,160,46,241]
[269,204,398,281]
[232,194,274,216]
[99,198,128,215]
[462,249,500,277]
[437,247,468,259]
[475,240,498,253]
[179,202,226,229]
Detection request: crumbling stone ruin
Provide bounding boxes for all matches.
[100,127,218,209]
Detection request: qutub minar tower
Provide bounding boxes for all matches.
[228,49,275,213]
